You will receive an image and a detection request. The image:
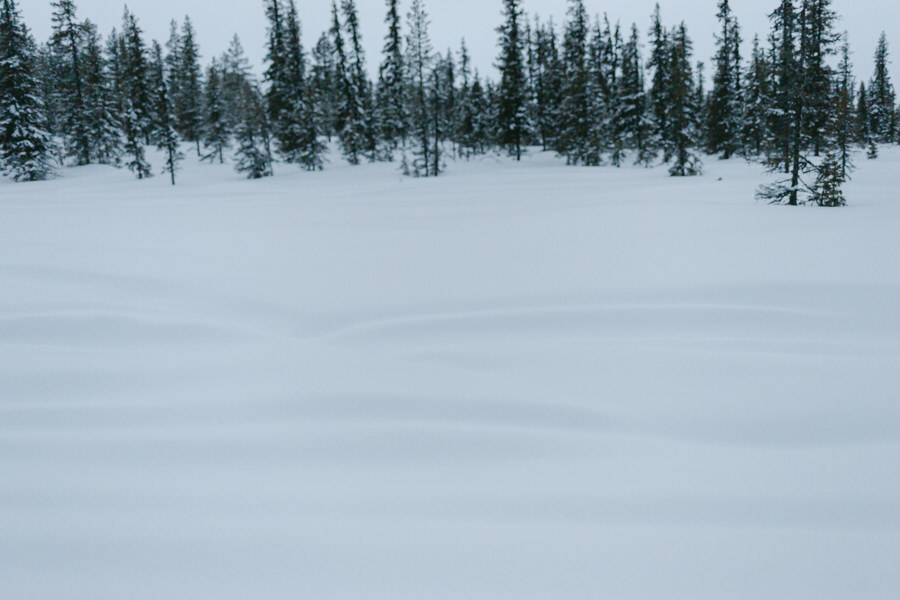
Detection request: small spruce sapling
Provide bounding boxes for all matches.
[812,152,847,207]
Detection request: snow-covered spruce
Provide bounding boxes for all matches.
[0,0,55,181]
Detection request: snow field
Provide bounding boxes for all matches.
[2,148,900,599]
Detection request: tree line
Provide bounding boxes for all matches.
[1,0,898,205]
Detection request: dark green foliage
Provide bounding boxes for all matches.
[496,0,528,160]
[758,0,842,205]
[741,35,770,157]
[759,0,807,204]
[866,138,879,159]
[405,0,434,176]
[856,82,871,147]
[234,82,273,179]
[375,0,407,160]
[310,32,337,141]
[219,35,252,132]
[619,24,653,166]
[455,41,492,159]
[151,41,183,185]
[599,19,625,167]
[32,43,62,139]
[801,0,839,156]
[172,17,202,152]
[0,0,55,181]
[428,55,447,176]
[812,151,846,206]
[530,18,562,151]
[868,33,896,144]
[120,8,151,143]
[50,0,90,165]
[121,99,151,178]
[81,21,120,164]
[165,20,180,102]
[439,49,457,154]
[469,74,491,155]
[707,0,742,158]
[557,0,591,165]
[831,35,855,179]
[646,3,669,161]
[263,0,288,126]
[200,60,228,163]
[666,23,702,176]
[585,18,609,166]
[279,0,326,170]
[260,0,325,171]
[336,0,373,165]
[0,0,884,191]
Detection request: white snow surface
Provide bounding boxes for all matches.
[2,148,900,599]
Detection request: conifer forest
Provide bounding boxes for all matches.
[2,0,898,205]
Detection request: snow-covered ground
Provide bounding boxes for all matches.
[2,148,899,599]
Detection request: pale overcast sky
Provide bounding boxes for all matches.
[21,0,898,82]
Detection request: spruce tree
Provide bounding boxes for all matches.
[220,34,252,131]
[707,0,742,158]
[694,60,706,130]
[557,0,591,165]
[283,0,305,86]
[620,23,653,166]
[375,0,407,160]
[456,39,477,158]
[50,0,90,165]
[145,35,166,141]
[428,55,447,176]
[165,20,181,111]
[200,60,228,163]
[469,72,490,154]
[759,0,806,204]
[532,18,562,151]
[234,81,273,179]
[856,82,879,158]
[82,21,120,164]
[756,0,838,204]
[601,19,625,167]
[647,4,670,162]
[339,0,373,164]
[120,7,152,143]
[175,17,202,153]
[483,79,500,149]
[868,32,896,144]
[330,2,351,155]
[831,34,855,179]
[290,0,326,170]
[585,18,609,167]
[496,0,528,160]
[311,32,337,141]
[666,23,702,176]
[524,20,539,150]
[801,0,839,156]
[439,48,457,153]
[0,0,55,181]
[263,0,287,120]
[741,35,770,157]
[269,0,325,170]
[263,0,289,154]
[405,0,433,176]
[32,42,62,141]
[105,26,125,123]
[121,99,151,178]
[296,83,327,171]
[811,150,846,206]
[151,41,183,185]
